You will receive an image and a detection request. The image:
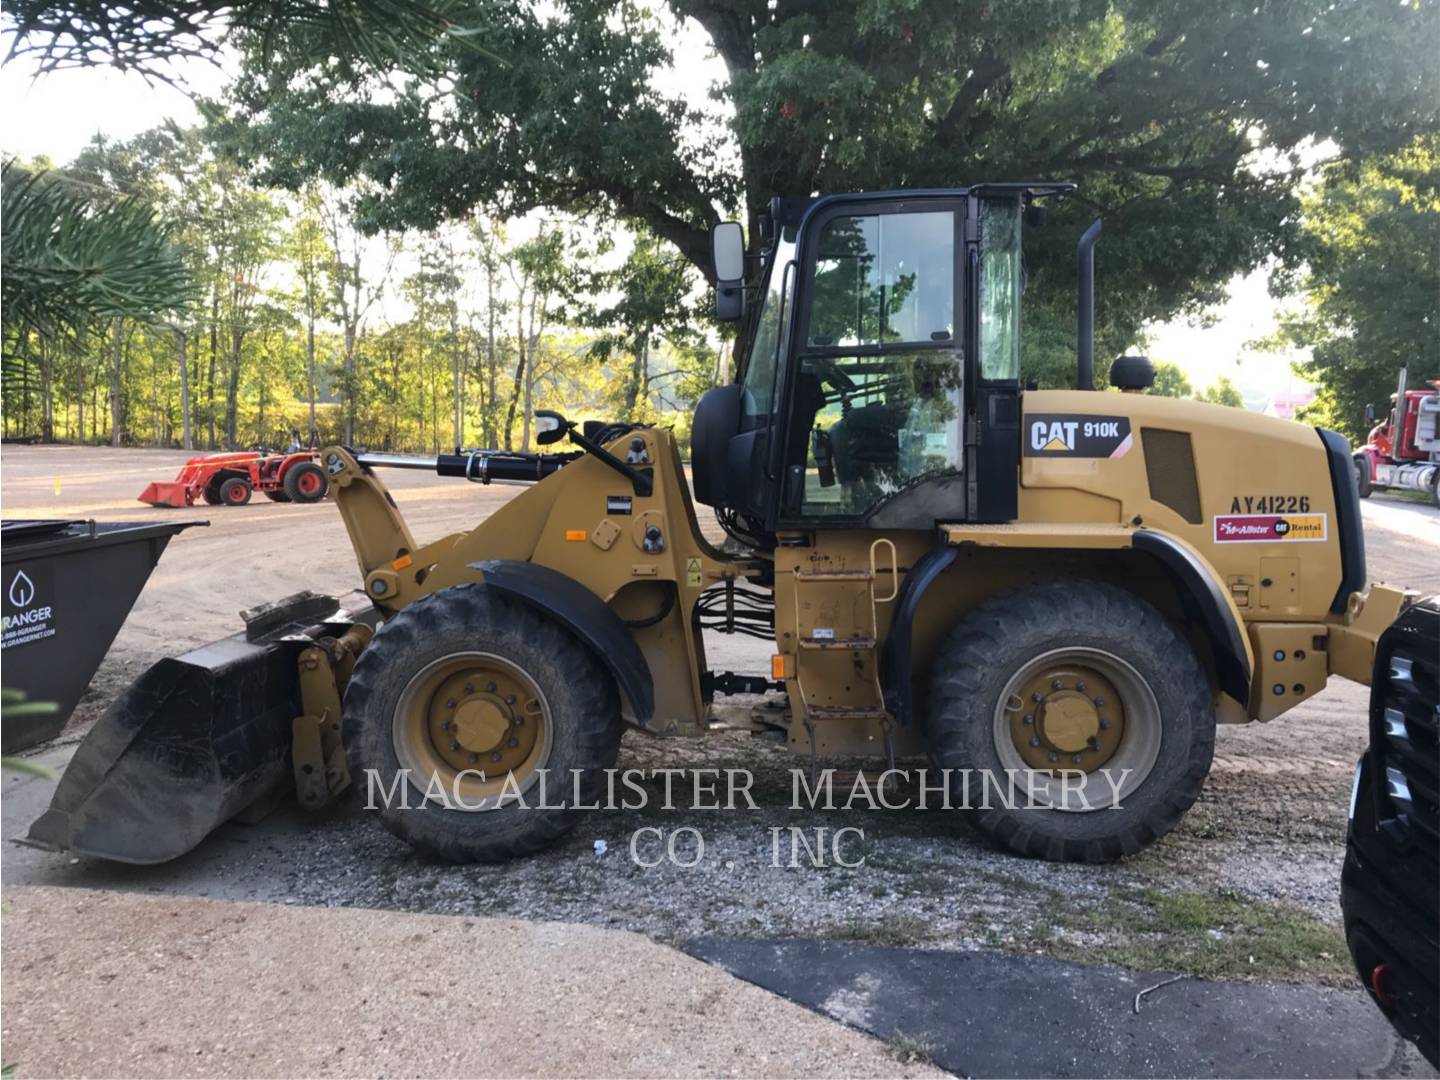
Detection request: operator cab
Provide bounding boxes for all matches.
[691,183,1074,538]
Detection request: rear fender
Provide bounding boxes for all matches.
[469,559,655,724]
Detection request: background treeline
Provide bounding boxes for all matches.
[3,0,1438,449]
[1,128,723,453]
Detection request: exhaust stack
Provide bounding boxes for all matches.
[1077,218,1102,391]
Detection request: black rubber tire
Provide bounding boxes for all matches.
[1354,455,1373,499]
[343,584,622,863]
[925,581,1215,863]
[201,484,225,506]
[1431,471,1439,511]
[283,461,328,503]
[218,477,252,505]
[264,490,292,502]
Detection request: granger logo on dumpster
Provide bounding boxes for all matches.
[2,566,56,650]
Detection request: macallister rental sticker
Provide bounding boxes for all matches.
[1213,513,1328,543]
[2,563,56,650]
[1024,414,1133,459]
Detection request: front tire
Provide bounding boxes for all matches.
[925,581,1215,863]
[283,461,328,503]
[1354,455,1373,499]
[343,584,622,862]
[218,476,252,505]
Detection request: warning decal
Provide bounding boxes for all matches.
[1023,414,1133,459]
[1213,513,1328,544]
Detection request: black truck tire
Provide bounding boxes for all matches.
[343,584,622,863]
[925,581,1216,863]
[1354,455,1373,499]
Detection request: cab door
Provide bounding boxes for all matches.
[774,198,968,529]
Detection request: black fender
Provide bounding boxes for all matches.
[1132,531,1251,704]
[880,544,959,726]
[468,559,655,724]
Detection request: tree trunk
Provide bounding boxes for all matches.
[38,334,54,442]
[207,293,219,448]
[306,315,318,444]
[343,326,358,445]
[451,303,463,450]
[110,316,124,447]
[176,328,193,450]
[225,328,244,447]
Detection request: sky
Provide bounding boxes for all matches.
[0,31,1313,410]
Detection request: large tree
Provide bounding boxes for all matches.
[228,0,1437,385]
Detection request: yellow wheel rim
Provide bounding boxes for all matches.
[993,647,1161,813]
[1007,663,1127,772]
[392,652,551,811]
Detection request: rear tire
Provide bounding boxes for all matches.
[283,461,328,503]
[219,477,252,505]
[343,584,622,862]
[1354,455,1373,499]
[264,490,292,502]
[925,581,1215,863]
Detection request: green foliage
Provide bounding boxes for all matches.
[1197,375,1244,408]
[229,0,1436,389]
[2,0,497,82]
[1149,360,1192,399]
[1273,137,1440,443]
[1,160,192,333]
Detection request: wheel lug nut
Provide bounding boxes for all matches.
[441,720,453,732]
[1023,714,1034,725]
[505,694,516,705]
[1047,753,1058,763]
[469,753,479,764]
[490,752,502,763]
[449,740,461,751]
[1076,681,1087,692]
[1071,754,1082,764]
[445,699,457,709]
[1032,692,1043,702]
[1094,697,1105,707]
[1099,719,1110,730]
[1051,679,1062,690]
[1029,736,1041,748]
[486,681,497,692]
[508,737,519,748]
[464,683,474,694]
[514,716,524,726]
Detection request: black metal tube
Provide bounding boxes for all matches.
[1077,217,1102,391]
[356,450,575,484]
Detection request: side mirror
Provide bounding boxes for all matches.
[711,221,745,322]
[534,409,569,446]
[1364,403,1376,425]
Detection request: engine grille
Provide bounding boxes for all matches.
[1141,428,1202,524]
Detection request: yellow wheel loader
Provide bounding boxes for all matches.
[26,183,1417,866]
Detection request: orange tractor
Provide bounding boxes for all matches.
[138,450,329,508]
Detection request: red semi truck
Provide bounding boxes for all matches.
[1355,367,1440,509]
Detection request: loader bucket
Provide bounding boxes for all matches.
[23,591,373,865]
[138,481,189,508]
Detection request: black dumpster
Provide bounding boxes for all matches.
[1,518,203,751]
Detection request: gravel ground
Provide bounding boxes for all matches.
[4,444,1438,986]
[1,885,943,1079]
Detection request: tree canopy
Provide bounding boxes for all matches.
[227,0,1438,386]
[1272,136,1440,441]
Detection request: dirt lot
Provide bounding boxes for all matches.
[4,443,1438,986]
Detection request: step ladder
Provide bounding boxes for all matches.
[790,539,899,772]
